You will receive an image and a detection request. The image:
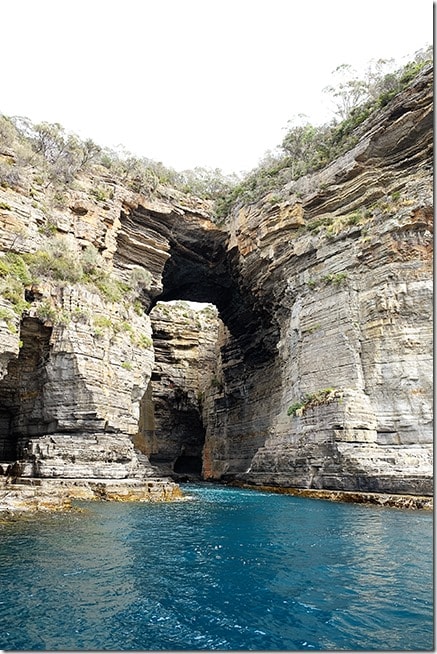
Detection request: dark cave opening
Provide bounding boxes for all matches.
[146,216,280,366]
[173,454,202,474]
[0,317,54,466]
[0,408,16,461]
[148,401,207,479]
[133,207,280,480]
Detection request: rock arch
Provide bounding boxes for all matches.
[0,66,432,505]
[114,68,434,494]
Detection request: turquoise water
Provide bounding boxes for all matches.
[0,483,433,651]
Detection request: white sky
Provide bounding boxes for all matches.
[1,0,433,175]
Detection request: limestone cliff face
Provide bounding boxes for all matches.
[0,174,181,503]
[0,64,432,507]
[203,64,433,494]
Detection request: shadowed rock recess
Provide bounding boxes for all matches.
[0,66,432,510]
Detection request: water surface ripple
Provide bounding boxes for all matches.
[0,483,433,650]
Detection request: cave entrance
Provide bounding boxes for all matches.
[0,409,15,461]
[124,201,281,482]
[173,454,202,475]
[0,317,54,468]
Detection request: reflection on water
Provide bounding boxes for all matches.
[0,484,433,650]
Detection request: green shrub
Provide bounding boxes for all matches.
[92,275,128,303]
[38,217,58,236]
[0,253,32,285]
[35,300,57,323]
[81,244,103,275]
[321,272,348,286]
[306,215,335,233]
[128,266,152,291]
[0,235,151,324]
[287,400,305,416]
[0,307,15,321]
[0,163,21,189]
[135,334,153,349]
[0,307,17,332]
[93,315,113,331]
[29,250,82,282]
[71,307,90,323]
[120,321,133,334]
[345,212,362,225]
[0,275,30,315]
[307,272,348,290]
[91,186,110,202]
[24,240,83,283]
[288,388,340,417]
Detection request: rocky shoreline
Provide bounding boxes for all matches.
[0,476,183,517]
[0,476,432,518]
[231,481,433,510]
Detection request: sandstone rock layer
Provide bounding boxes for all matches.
[0,65,432,509]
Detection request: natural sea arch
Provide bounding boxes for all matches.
[131,205,282,480]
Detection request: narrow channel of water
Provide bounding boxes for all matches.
[0,483,433,650]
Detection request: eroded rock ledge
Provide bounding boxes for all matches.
[230,482,433,511]
[0,477,183,516]
[0,65,433,511]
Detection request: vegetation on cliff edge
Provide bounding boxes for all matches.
[0,46,431,224]
[214,47,432,218]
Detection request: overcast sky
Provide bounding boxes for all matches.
[1,0,432,175]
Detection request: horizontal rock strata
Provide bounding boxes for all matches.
[147,301,220,479]
[201,65,433,496]
[0,65,433,510]
[0,176,188,508]
[0,477,183,514]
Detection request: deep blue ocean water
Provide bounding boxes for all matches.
[0,483,433,651]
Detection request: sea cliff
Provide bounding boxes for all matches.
[0,64,432,511]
